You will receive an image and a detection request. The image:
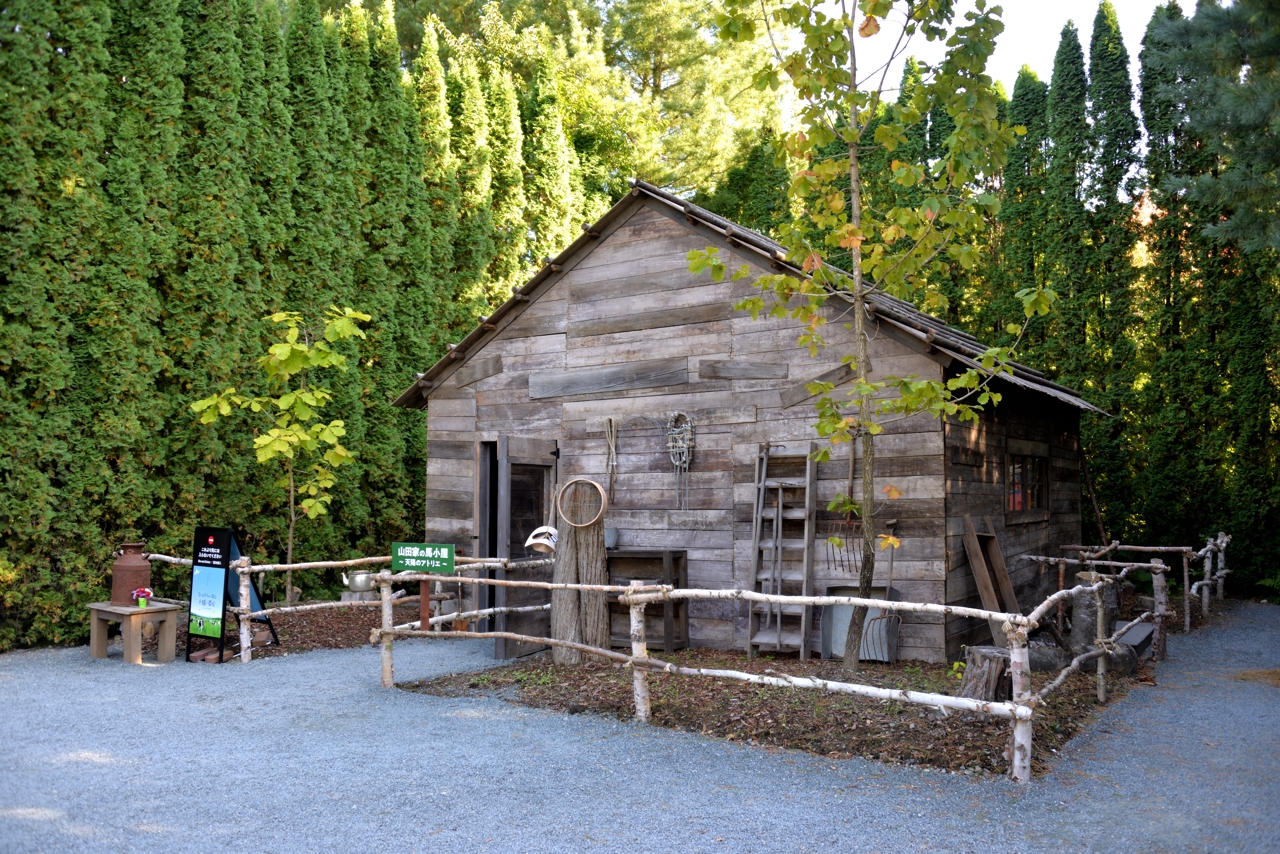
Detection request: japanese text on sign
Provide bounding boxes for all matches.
[391,542,454,574]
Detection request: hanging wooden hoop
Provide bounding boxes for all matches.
[556,478,609,528]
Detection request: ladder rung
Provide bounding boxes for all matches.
[752,602,807,616]
[750,628,804,649]
[763,478,807,488]
[759,507,807,520]
[758,538,808,550]
[756,567,805,583]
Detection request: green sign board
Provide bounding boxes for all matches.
[392,542,455,574]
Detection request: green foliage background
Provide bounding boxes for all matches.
[0,0,777,650]
[2,0,1277,649]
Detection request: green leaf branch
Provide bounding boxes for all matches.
[191,306,370,600]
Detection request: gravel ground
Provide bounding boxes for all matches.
[1,602,1276,854]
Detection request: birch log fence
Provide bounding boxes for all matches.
[137,533,1231,785]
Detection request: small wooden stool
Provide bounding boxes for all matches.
[87,601,181,665]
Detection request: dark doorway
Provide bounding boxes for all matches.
[475,436,558,657]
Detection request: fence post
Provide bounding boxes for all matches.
[1202,543,1213,619]
[238,559,253,664]
[1215,534,1227,601]
[380,572,394,688]
[1095,585,1107,704]
[1183,550,1192,633]
[628,580,651,724]
[1007,625,1032,784]
[1151,559,1168,661]
[1056,558,1067,636]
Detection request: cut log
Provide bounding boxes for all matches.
[958,646,1011,702]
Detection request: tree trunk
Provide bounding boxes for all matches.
[286,465,296,605]
[575,520,609,650]
[841,103,876,672]
[550,519,582,665]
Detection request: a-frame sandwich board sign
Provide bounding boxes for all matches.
[185,527,277,663]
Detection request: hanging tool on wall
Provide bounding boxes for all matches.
[666,412,695,511]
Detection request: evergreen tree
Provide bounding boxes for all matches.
[523,50,577,270]
[694,128,788,238]
[163,0,260,550]
[1136,1,1280,587]
[1083,0,1141,537]
[410,25,458,299]
[485,69,528,298]
[253,0,298,310]
[1153,0,1280,252]
[446,57,495,311]
[1043,21,1091,386]
[0,0,114,645]
[974,67,1049,351]
[285,0,340,311]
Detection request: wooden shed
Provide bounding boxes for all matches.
[393,181,1103,663]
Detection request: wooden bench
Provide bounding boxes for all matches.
[88,601,181,665]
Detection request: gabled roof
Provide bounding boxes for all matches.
[394,180,1103,415]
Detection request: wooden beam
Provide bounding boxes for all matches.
[962,514,1007,648]
[530,358,688,400]
[779,363,855,409]
[455,355,503,388]
[566,302,731,339]
[698,360,789,380]
[981,515,1019,615]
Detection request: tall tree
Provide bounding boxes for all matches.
[162,0,260,554]
[1153,0,1280,252]
[252,0,298,310]
[700,0,1023,675]
[285,0,340,311]
[523,50,577,270]
[446,56,495,311]
[1083,0,1141,537]
[0,0,115,645]
[485,68,528,298]
[1043,22,1091,387]
[411,25,459,303]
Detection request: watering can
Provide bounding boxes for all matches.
[342,570,375,593]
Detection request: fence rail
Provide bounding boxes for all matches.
[141,533,1231,784]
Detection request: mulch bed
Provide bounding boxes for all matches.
[139,599,422,661]
[403,647,1147,777]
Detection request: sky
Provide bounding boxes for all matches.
[853,0,1170,95]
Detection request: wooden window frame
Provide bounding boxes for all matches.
[1005,452,1049,524]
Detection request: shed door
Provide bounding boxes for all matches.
[477,436,559,658]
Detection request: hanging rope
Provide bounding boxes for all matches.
[666,411,695,511]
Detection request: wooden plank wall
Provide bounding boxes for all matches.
[942,394,1082,660]
[422,199,949,659]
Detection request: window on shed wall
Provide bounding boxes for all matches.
[1007,454,1047,512]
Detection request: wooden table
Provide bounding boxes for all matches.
[88,602,181,665]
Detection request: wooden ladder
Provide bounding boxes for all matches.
[746,442,817,659]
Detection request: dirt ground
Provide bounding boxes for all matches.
[404,647,1147,777]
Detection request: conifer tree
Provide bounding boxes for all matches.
[165,0,260,544]
[446,57,495,312]
[285,0,340,311]
[1043,21,1091,386]
[983,67,1050,354]
[695,128,789,238]
[411,26,459,296]
[253,0,298,311]
[1083,0,1140,533]
[485,69,528,299]
[0,0,115,644]
[65,0,184,592]
[523,50,577,270]
[322,15,360,306]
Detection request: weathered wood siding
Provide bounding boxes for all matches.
[422,197,952,660]
[942,393,1082,660]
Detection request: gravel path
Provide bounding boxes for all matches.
[1,602,1276,853]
